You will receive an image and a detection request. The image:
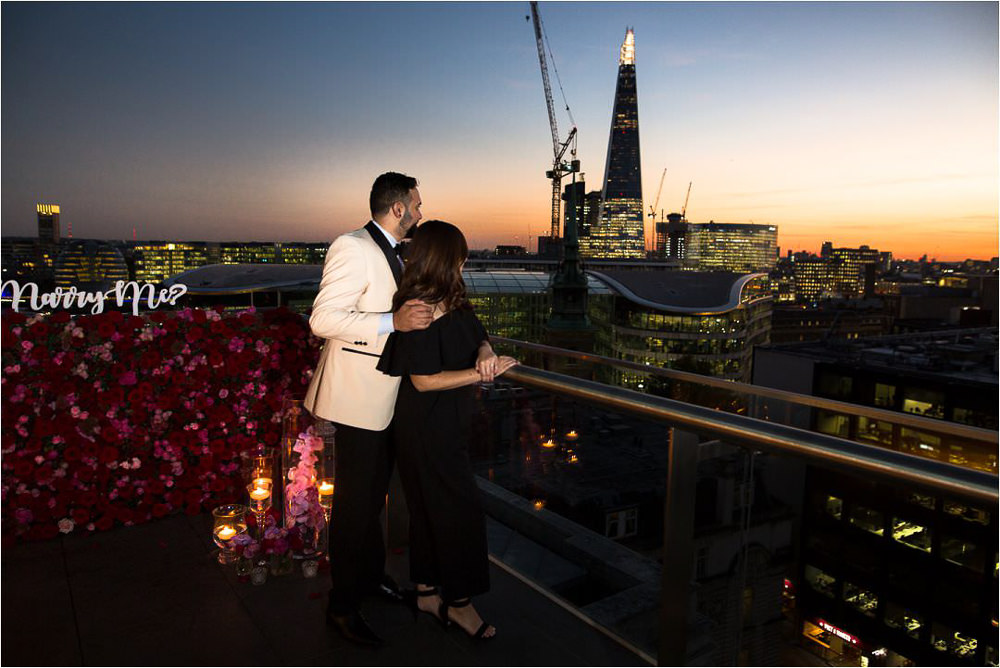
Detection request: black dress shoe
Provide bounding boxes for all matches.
[326,609,384,647]
[376,574,404,603]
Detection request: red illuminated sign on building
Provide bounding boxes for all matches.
[817,619,860,645]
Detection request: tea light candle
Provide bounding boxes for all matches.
[252,477,271,488]
[249,487,270,502]
[216,525,237,541]
[318,481,334,497]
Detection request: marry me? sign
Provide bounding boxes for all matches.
[2,280,188,316]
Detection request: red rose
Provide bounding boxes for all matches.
[97,321,115,338]
[100,446,119,464]
[238,312,256,326]
[72,508,90,525]
[209,478,227,493]
[186,327,205,343]
[151,503,170,518]
[185,502,201,515]
[114,506,133,523]
[148,480,166,495]
[118,485,135,501]
[166,490,184,507]
[78,491,99,507]
[95,515,115,531]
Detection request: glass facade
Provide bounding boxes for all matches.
[587,30,644,260]
[684,223,778,273]
[53,240,130,290]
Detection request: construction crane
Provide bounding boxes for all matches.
[647,168,667,251]
[529,1,578,240]
[681,181,693,221]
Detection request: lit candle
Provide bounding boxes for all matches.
[566,430,578,441]
[216,525,237,541]
[249,487,270,502]
[319,481,334,510]
[252,477,271,488]
[541,439,556,449]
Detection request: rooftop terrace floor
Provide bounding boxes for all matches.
[1,513,649,667]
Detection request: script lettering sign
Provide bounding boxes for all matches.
[2,280,188,316]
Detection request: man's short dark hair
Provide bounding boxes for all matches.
[370,172,418,218]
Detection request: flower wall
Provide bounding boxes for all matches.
[1,307,319,541]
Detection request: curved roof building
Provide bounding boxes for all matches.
[53,240,130,291]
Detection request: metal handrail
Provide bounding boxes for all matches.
[503,365,998,504]
[493,336,998,443]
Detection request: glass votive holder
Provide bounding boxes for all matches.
[247,481,273,515]
[318,478,335,514]
[212,504,248,564]
[251,565,268,586]
[244,448,275,487]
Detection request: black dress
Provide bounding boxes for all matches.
[376,307,491,601]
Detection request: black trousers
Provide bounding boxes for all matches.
[394,424,490,602]
[326,421,394,615]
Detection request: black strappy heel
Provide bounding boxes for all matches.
[446,598,495,642]
[404,586,451,628]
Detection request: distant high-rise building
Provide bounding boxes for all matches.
[37,203,60,244]
[586,29,644,259]
[664,212,687,260]
[685,222,778,273]
[54,240,130,290]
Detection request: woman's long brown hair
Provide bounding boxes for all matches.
[391,220,470,313]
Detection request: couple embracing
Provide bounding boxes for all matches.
[303,172,517,647]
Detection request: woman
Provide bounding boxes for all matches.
[377,220,517,641]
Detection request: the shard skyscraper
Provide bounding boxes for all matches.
[588,29,645,259]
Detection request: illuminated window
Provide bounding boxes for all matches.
[941,536,986,572]
[825,495,843,520]
[804,565,836,597]
[892,517,931,552]
[902,388,944,419]
[943,501,989,525]
[884,601,922,639]
[858,417,893,446]
[843,581,878,618]
[932,623,979,659]
[900,428,941,458]
[816,411,850,438]
[848,505,884,536]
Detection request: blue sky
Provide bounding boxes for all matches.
[2,2,997,259]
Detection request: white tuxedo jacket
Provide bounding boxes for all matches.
[303,223,401,430]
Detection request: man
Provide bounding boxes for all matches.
[304,172,433,646]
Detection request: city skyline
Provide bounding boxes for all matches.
[2,2,997,261]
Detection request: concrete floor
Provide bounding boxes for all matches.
[1,514,649,667]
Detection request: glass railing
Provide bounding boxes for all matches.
[467,343,997,666]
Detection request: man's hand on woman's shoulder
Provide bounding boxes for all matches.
[393,299,433,332]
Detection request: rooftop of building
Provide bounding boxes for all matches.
[762,327,999,385]
[166,264,775,314]
[590,270,768,313]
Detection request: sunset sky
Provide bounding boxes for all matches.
[2,2,997,260]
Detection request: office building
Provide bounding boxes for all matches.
[753,330,998,666]
[685,222,777,273]
[36,203,60,244]
[53,240,130,291]
[133,242,214,283]
[585,29,645,260]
